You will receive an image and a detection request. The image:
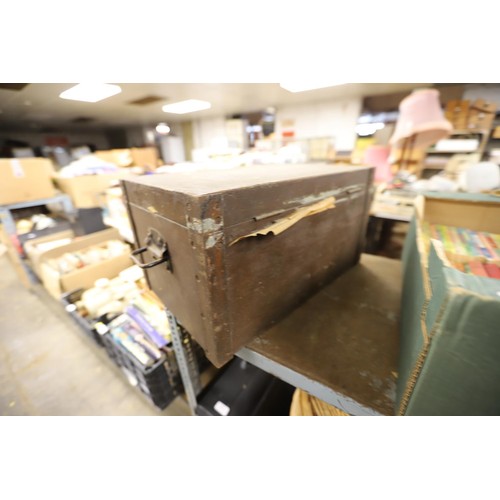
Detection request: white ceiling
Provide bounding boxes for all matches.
[0,83,431,131]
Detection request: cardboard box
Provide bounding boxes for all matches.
[453,119,467,130]
[467,121,493,131]
[444,101,455,122]
[471,99,497,114]
[445,100,470,130]
[467,109,494,128]
[23,229,75,277]
[397,193,500,415]
[94,149,133,167]
[94,148,159,169]
[38,228,131,299]
[0,158,56,205]
[467,99,497,131]
[53,172,131,208]
[130,147,159,168]
[478,115,495,129]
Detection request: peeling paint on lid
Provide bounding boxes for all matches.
[187,217,224,233]
[286,184,365,206]
[205,233,223,249]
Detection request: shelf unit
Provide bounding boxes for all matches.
[484,117,500,162]
[0,194,76,235]
[0,194,76,287]
[427,128,490,154]
[423,129,491,175]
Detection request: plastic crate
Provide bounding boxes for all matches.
[60,288,118,347]
[72,208,107,236]
[101,331,182,409]
[195,358,295,416]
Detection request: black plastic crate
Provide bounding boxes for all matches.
[60,288,117,347]
[101,331,182,409]
[195,358,295,416]
[72,208,107,236]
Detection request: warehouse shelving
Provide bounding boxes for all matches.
[423,129,491,174]
[0,194,76,286]
[0,194,76,235]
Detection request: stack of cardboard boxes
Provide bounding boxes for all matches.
[94,147,159,170]
[53,147,159,209]
[445,99,497,131]
[0,147,159,210]
[0,158,57,206]
[397,193,500,415]
[0,158,62,287]
[0,149,157,295]
[467,100,497,131]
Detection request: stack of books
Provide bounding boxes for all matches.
[421,222,500,279]
[105,290,172,367]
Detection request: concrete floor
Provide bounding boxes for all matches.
[0,254,191,416]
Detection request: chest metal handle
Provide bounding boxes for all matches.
[130,228,173,272]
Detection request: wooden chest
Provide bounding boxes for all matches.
[122,163,374,367]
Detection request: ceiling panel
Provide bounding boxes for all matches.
[0,83,432,131]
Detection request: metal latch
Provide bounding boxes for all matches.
[130,228,173,272]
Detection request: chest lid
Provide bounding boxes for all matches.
[122,163,373,232]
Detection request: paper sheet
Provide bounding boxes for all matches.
[229,196,336,246]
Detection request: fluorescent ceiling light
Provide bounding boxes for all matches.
[279,82,348,93]
[156,122,171,134]
[162,99,211,114]
[355,122,385,137]
[59,83,122,103]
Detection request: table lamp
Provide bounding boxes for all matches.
[364,145,391,183]
[390,88,452,174]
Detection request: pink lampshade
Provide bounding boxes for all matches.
[364,145,391,182]
[389,89,452,148]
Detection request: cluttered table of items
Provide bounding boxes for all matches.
[369,178,418,222]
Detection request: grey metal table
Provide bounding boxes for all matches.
[236,253,401,416]
[170,253,401,416]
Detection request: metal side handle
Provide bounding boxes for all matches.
[130,228,173,271]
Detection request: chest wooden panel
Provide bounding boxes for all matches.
[122,163,374,367]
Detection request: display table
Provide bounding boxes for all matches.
[365,187,416,254]
[237,253,401,416]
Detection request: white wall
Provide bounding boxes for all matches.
[274,97,362,151]
[167,123,184,138]
[176,96,363,154]
[159,135,185,163]
[125,124,185,148]
[192,117,227,149]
